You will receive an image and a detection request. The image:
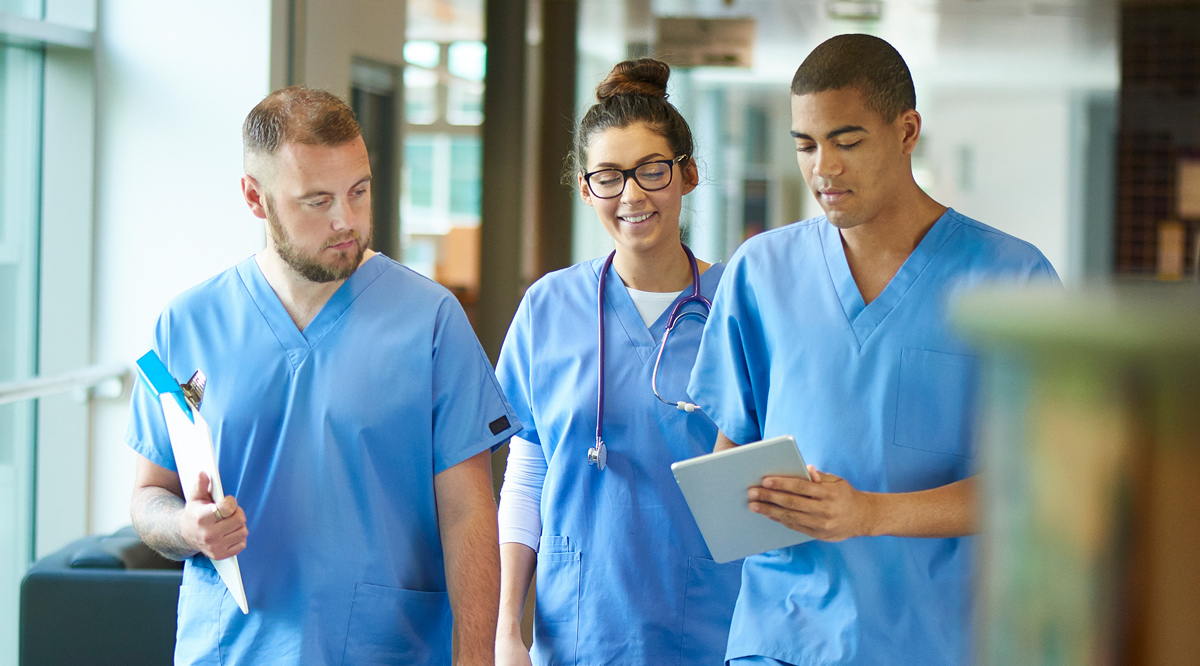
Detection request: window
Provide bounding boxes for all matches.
[0,41,44,662]
[400,35,485,294]
[0,5,96,661]
[449,136,482,216]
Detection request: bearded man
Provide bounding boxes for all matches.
[126,86,518,666]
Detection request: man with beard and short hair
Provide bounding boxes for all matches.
[126,86,519,666]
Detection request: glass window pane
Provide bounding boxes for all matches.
[0,0,43,19]
[446,78,483,126]
[0,43,43,666]
[404,67,439,124]
[447,41,485,81]
[404,40,440,69]
[404,136,436,209]
[449,136,481,218]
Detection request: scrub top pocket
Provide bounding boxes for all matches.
[532,536,581,666]
[680,556,742,665]
[175,579,224,666]
[892,347,977,458]
[340,583,451,666]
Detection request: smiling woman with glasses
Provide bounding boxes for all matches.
[492,58,741,666]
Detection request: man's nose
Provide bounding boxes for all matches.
[813,147,843,178]
[331,198,354,229]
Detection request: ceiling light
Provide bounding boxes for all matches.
[826,0,883,21]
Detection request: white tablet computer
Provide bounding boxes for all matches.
[671,435,813,563]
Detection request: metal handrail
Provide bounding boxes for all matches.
[0,363,130,406]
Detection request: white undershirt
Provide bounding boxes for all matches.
[497,285,685,550]
[625,286,685,328]
[498,436,546,550]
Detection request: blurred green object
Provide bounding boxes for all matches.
[955,284,1200,666]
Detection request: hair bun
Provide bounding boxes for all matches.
[595,58,670,102]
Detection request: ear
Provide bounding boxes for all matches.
[578,172,595,208]
[241,175,269,220]
[680,159,699,195]
[898,109,922,156]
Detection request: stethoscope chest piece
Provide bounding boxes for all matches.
[587,439,607,470]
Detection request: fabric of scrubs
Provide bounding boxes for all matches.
[496,257,742,666]
[125,254,521,666]
[689,209,1059,666]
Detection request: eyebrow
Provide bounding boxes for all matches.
[790,125,869,141]
[298,175,372,200]
[592,153,669,170]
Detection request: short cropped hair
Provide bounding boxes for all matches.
[790,34,916,122]
[242,86,361,157]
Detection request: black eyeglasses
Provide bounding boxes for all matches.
[583,155,689,199]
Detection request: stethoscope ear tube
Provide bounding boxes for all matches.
[592,244,710,470]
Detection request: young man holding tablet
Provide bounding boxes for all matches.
[689,34,1059,665]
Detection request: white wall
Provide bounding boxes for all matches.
[920,90,1074,278]
[90,2,272,534]
[299,0,406,99]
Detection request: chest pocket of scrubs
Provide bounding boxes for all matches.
[532,536,581,666]
[341,583,452,666]
[893,347,977,457]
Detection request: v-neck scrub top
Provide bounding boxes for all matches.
[496,258,742,666]
[689,210,1059,666]
[125,254,521,666]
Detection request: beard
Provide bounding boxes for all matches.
[264,198,372,283]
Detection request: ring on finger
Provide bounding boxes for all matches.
[212,505,225,521]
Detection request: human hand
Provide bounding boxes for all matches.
[179,470,248,560]
[747,465,878,542]
[495,628,532,666]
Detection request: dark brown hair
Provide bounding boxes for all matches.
[243,86,361,157]
[791,34,916,122]
[568,58,695,182]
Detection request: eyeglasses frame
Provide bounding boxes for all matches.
[582,154,690,200]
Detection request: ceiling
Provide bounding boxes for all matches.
[630,0,1119,91]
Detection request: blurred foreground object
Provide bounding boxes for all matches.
[955,284,1200,666]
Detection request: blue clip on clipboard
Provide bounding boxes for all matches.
[135,351,193,422]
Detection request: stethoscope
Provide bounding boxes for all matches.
[588,244,711,471]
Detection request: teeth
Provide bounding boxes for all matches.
[623,213,652,223]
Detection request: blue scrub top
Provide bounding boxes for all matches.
[126,254,521,666]
[689,210,1059,666]
[496,257,741,666]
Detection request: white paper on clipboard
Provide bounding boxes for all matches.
[159,395,249,614]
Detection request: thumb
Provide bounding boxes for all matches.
[188,471,214,503]
[216,494,238,517]
[808,465,843,483]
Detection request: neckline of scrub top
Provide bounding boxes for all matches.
[235,253,389,368]
[820,208,960,348]
[591,257,722,366]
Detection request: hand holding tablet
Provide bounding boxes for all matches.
[671,435,815,563]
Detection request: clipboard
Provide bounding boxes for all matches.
[136,351,249,614]
[671,435,814,563]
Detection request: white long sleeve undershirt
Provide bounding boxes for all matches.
[497,288,680,550]
[497,435,547,550]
